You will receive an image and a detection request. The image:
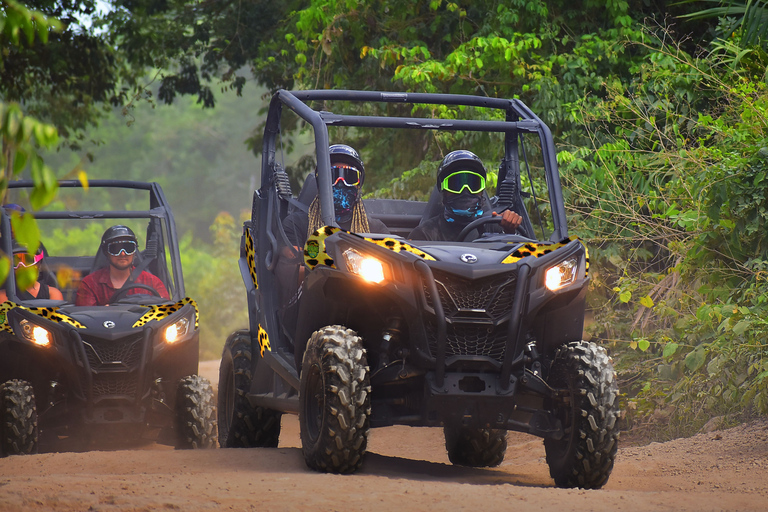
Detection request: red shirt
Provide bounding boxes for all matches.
[76,267,170,306]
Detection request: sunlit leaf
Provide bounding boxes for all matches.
[15,265,38,292]
[0,256,10,287]
[78,170,89,191]
[11,213,41,255]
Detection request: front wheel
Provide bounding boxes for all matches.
[544,341,620,489]
[175,375,218,449]
[299,325,371,474]
[444,425,507,467]
[0,380,38,457]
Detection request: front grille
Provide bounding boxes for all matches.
[82,333,144,369]
[423,269,516,321]
[92,372,139,397]
[422,268,518,363]
[79,333,145,400]
[426,321,509,362]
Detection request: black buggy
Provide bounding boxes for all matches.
[0,180,217,455]
[218,90,619,489]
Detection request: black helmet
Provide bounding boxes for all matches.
[437,150,487,186]
[100,225,137,252]
[327,144,365,186]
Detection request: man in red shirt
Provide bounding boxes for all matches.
[76,225,169,306]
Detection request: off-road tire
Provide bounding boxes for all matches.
[0,380,38,456]
[299,325,371,474]
[175,375,218,449]
[544,341,620,489]
[218,330,281,448]
[444,425,507,467]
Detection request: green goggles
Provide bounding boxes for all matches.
[440,170,486,194]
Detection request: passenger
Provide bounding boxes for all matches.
[76,225,169,306]
[0,241,63,302]
[282,144,389,247]
[409,150,522,241]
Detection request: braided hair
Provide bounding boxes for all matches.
[306,196,370,239]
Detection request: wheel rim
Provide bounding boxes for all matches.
[303,363,324,443]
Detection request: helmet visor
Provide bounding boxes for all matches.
[441,171,486,194]
[331,164,362,187]
[13,251,44,270]
[107,240,137,256]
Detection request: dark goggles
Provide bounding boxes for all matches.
[106,240,137,256]
[13,251,44,270]
[441,170,486,194]
[331,164,362,187]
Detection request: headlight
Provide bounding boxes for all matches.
[164,316,191,344]
[19,319,52,347]
[343,249,387,284]
[544,257,579,291]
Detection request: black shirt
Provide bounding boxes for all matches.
[408,213,502,242]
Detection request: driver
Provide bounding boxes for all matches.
[76,225,169,306]
[408,150,522,241]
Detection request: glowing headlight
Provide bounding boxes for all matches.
[164,317,191,344]
[19,319,52,347]
[545,257,579,291]
[343,249,386,284]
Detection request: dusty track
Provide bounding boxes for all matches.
[1,361,766,512]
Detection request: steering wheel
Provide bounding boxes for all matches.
[109,283,162,303]
[457,216,508,242]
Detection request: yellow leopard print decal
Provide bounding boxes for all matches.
[0,301,86,332]
[304,226,436,270]
[362,236,436,261]
[502,236,590,276]
[0,302,15,333]
[257,324,271,357]
[245,228,258,289]
[304,226,341,269]
[132,297,199,328]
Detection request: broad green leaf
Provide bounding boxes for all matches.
[15,265,38,292]
[663,342,679,358]
[0,256,9,287]
[619,290,631,303]
[638,339,650,352]
[685,347,707,372]
[732,320,751,336]
[11,213,41,255]
[640,295,654,308]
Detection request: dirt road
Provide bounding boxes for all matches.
[1,361,766,512]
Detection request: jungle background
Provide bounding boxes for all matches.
[3,0,768,442]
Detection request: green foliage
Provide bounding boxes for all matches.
[560,27,768,437]
[180,212,248,360]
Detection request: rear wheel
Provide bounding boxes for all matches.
[299,325,370,474]
[175,375,217,449]
[444,425,507,467]
[0,380,38,457]
[218,330,281,448]
[544,341,620,489]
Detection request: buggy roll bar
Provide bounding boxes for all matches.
[262,89,568,241]
[4,179,186,298]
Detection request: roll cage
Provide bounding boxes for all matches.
[1,180,185,304]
